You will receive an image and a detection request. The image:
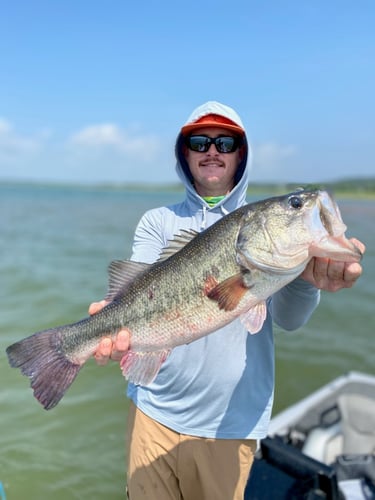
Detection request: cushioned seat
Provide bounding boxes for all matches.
[338,393,375,455]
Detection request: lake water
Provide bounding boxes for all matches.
[0,183,374,499]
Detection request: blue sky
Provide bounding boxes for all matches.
[1,1,374,185]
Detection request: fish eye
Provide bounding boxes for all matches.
[288,195,304,209]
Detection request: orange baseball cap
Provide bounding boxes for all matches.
[181,114,245,137]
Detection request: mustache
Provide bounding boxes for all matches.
[200,159,225,166]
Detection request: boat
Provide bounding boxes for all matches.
[245,371,375,499]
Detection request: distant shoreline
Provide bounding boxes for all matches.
[1,178,375,199]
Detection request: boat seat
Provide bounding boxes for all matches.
[302,422,342,463]
[338,393,375,455]
[302,393,375,463]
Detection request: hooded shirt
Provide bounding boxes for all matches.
[127,101,320,439]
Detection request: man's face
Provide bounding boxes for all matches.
[184,127,243,197]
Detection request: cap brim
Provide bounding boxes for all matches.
[181,121,244,136]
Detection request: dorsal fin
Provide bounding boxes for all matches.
[157,229,199,262]
[105,260,151,301]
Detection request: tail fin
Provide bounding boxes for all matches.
[6,329,82,410]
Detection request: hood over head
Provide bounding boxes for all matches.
[175,101,251,198]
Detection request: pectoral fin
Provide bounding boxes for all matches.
[207,274,248,311]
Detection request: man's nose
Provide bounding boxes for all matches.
[207,143,218,153]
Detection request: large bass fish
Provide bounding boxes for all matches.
[6,189,362,409]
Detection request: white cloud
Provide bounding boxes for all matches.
[0,118,43,162]
[254,142,297,168]
[57,121,177,184]
[250,141,299,181]
[71,124,122,147]
[69,123,161,162]
[0,117,174,184]
[0,118,12,134]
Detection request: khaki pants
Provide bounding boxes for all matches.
[126,402,256,500]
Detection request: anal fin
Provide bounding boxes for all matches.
[120,349,171,386]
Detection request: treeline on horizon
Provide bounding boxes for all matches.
[103,177,375,197]
[246,178,375,197]
[1,177,375,197]
[130,177,375,197]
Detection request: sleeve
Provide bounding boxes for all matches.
[130,208,167,264]
[270,277,321,331]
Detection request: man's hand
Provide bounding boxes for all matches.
[89,300,130,366]
[301,238,365,292]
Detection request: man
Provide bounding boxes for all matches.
[90,101,364,500]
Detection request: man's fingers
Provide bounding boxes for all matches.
[89,300,108,315]
[350,237,366,255]
[326,260,346,282]
[94,337,112,366]
[94,330,130,365]
[342,261,363,288]
[301,253,364,292]
[116,330,130,351]
[109,330,130,361]
[310,257,329,289]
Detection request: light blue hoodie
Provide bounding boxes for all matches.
[127,101,320,439]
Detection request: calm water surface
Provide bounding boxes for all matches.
[0,184,374,499]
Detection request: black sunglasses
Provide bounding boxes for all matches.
[186,135,241,153]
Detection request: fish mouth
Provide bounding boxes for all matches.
[310,234,362,262]
[314,191,363,262]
